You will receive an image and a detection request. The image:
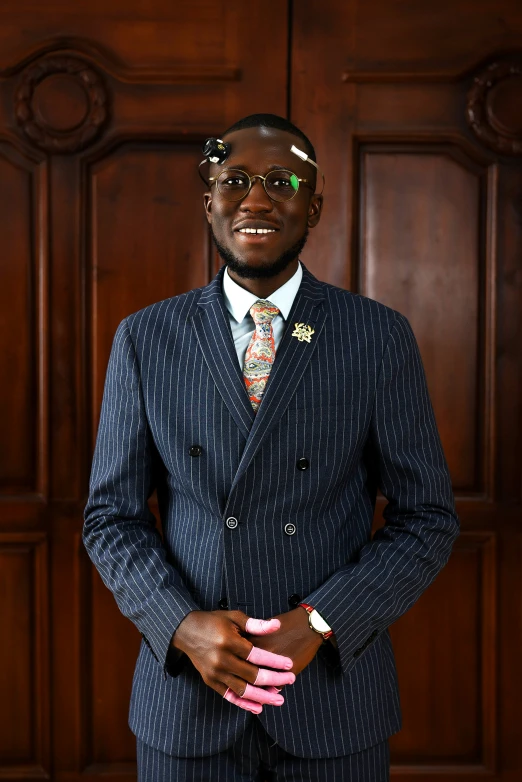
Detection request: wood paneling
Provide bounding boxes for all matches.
[390,532,496,772]
[0,145,47,498]
[87,142,210,435]
[0,533,49,777]
[0,1,288,777]
[293,1,522,778]
[340,0,522,79]
[0,1,257,74]
[0,0,519,778]
[359,146,488,495]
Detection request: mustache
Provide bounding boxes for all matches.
[210,227,309,279]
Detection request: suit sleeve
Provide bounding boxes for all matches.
[305,312,459,675]
[83,318,200,673]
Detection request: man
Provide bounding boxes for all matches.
[83,113,459,781]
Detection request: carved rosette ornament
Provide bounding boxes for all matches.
[466,55,522,156]
[15,55,109,153]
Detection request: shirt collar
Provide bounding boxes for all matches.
[223,262,303,324]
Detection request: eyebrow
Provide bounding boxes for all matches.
[222,163,293,173]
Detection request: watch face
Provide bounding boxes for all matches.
[310,610,331,634]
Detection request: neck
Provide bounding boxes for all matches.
[226,259,299,299]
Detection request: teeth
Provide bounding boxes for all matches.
[238,228,276,234]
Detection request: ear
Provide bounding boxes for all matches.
[307,194,323,228]
[203,192,213,224]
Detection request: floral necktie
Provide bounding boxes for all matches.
[243,300,280,412]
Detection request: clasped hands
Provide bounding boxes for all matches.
[171,608,323,714]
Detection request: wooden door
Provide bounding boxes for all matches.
[0,2,288,779]
[293,2,522,780]
[1,0,521,779]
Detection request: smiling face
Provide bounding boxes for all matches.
[203,126,323,282]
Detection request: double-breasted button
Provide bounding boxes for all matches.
[226,517,238,529]
[288,593,301,607]
[189,445,203,457]
[284,523,296,536]
[218,597,228,610]
[296,458,309,471]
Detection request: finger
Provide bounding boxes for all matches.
[243,683,284,706]
[254,668,296,687]
[223,688,262,714]
[245,617,281,635]
[246,645,293,670]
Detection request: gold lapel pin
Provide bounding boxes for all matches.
[292,323,315,343]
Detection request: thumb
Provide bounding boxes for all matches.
[225,611,281,635]
[245,617,281,635]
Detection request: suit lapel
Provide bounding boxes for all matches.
[226,266,327,498]
[190,268,255,439]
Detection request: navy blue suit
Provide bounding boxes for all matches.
[83,264,459,760]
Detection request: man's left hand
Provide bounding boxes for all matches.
[243,607,326,676]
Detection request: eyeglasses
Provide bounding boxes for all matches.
[208,168,314,202]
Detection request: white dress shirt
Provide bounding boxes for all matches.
[222,262,303,368]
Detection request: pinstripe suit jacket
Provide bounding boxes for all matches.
[83,264,459,759]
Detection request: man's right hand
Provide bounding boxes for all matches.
[171,610,295,714]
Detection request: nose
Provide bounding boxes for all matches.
[239,176,273,212]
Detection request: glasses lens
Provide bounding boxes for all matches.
[216,170,250,201]
[265,170,300,202]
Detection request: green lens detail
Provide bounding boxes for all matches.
[290,174,299,191]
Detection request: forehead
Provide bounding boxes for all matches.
[219,126,309,174]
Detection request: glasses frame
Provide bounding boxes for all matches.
[208,168,315,202]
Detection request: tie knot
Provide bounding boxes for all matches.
[250,300,280,325]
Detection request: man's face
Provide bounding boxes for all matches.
[203,126,323,279]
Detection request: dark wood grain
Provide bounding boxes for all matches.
[293,1,522,778]
[0,0,521,779]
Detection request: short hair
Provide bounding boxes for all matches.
[222,113,316,162]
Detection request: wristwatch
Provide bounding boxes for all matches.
[298,602,334,641]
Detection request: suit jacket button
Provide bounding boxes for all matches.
[218,598,228,610]
[288,593,301,607]
[189,445,203,457]
[226,517,238,529]
[296,458,309,470]
[284,523,296,535]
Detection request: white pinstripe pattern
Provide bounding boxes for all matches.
[83,264,459,759]
[136,718,390,781]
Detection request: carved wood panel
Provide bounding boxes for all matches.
[390,532,496,773]
[85,141,210,438]
[0,533,49,778]
[358,144,493,497]
[293,1,522,778]
[0,0,520,778]
[0,0,289,777]
[0,144,48,498]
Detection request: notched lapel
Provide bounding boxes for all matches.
[227,268,327,498]
[190,271,255,439]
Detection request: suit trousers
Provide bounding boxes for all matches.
[136,717,390,781]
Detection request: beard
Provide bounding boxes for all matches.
[211,226,309,279]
